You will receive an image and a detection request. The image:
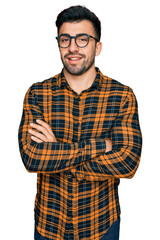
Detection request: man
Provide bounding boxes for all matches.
[18,5,142,240]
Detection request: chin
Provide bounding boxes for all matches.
[65,66,87,76]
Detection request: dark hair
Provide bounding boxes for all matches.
[56,5,101,41]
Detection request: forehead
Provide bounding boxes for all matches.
[59,20,95,36]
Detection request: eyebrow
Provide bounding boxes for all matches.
[59,33,89,36]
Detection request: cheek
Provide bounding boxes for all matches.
[59,49,67,58]
[87,46,96,59]
[81,46,94,58]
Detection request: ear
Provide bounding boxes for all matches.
[95,41,102,56]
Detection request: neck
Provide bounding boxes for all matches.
[63,65,97,95]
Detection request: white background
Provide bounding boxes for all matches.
[0,0,160,239]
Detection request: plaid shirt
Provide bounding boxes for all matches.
[18,68,142,240]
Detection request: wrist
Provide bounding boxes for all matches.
[105,139,112,153]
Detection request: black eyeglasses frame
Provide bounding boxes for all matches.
[56,33,99,48]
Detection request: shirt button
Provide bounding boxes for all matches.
[66,171,72,179]
[68,211,73,217]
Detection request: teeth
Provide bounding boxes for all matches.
[69,58,80,60]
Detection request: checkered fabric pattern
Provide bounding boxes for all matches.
[18,68,142,240]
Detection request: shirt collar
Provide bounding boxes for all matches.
[57,67,103,91]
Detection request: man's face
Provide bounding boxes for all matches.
[58,20,101,76]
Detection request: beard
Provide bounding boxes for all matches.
[61,50,96,76]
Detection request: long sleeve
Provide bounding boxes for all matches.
[70,88,142,181]
[18,86,106,173]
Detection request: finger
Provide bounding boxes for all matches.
[31,136,43,143]
[29,129,47,142]
[36,119,54,136]
[30,123,50,137]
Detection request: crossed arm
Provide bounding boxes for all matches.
[18,86,142,180]
[28,119,112,153]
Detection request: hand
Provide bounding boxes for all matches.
[28,119,57,143]
[105,139,112,153]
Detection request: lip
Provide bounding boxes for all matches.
[66,55,83,64]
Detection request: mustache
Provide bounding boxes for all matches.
[64,53,86,58]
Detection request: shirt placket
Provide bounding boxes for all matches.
[66,92,85,240]
[65,92,84,179]
[73,94,81,142]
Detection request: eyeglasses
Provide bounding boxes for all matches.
[56,33,99,48]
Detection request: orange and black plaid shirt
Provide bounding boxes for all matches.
[18,68,142,240]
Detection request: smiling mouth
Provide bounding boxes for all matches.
[67,56,83,64]
[65,53,85,63]
[68,57,81,60]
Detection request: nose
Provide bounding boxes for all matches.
[68,38,79,52]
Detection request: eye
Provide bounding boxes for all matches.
[60,37,69,42]
[78,36,88,42]
[60,37,69,43]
